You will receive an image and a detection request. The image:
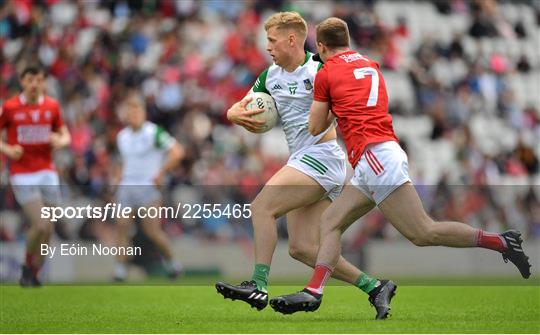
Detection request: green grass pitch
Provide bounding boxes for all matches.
[1,285,539,333]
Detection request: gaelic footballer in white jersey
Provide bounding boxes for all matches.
[116,121,176,206]
[113,95,184,282]
[215,12,387,314]
[251,52,346,199]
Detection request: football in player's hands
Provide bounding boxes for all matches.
[227,97,266,133]
[243,92,279,133]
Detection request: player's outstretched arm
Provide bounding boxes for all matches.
[227,96,266,133]
[308,100,332,136]
[49,125,71,149]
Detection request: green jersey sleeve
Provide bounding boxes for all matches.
[251,68,270,94]
[155,126,175,149]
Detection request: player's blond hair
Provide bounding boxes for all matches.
[316,17,350,49]
[264,12,308,41]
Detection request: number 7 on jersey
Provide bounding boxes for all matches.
[353,67,379,107]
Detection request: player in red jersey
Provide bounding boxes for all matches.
[0,65,71,287]
[270,18,531,317]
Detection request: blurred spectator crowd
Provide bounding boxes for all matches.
[1,0,539,245]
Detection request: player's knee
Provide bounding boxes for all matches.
[251,197,277,220]
[141,225,161,240]
[34,223,50,236]
[288,243,315,265]
[410,234,430,247]
[400,214,435,246]
[250,198,267,218]
[44,225,53,239]
[409,226,437,247]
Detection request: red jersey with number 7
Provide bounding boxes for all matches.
[313,50,398,168]
[0,94,64,175]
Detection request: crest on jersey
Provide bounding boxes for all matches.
[303,79,313,90]
[45,110,51,120]
[30,110,40,123]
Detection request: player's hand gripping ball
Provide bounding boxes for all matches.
[245,92,278,133]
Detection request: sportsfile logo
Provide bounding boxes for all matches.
[41,203,169,222]
[40,203,252,222]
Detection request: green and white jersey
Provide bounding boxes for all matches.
[117,121,175,185]
[251,52,327,154]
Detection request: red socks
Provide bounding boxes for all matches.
[25,251,41,277]
[476,230,507,252]
[305,263,333,295]
[25,251,33,268]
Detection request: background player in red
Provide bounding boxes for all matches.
[269,17,532,317]
[0,65,71,286]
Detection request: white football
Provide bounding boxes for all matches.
[245,92,278,133]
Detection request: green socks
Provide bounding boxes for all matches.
[251,263,270,292]
[251,265,377,294]
[355,273,380,294]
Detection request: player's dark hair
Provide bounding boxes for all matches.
[316,17,350,49]
[20,64,46,78]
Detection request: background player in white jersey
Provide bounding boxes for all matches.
[114,94,184,281]
[215,12,393,316]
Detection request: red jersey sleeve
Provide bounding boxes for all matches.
[0,104,9,129]
[53,101,64,130]
[313,67,330,102]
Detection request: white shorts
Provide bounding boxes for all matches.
[287,140,347,201]
[116,185,162,208]
[351,141,411,205]
[10,170,62,205]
